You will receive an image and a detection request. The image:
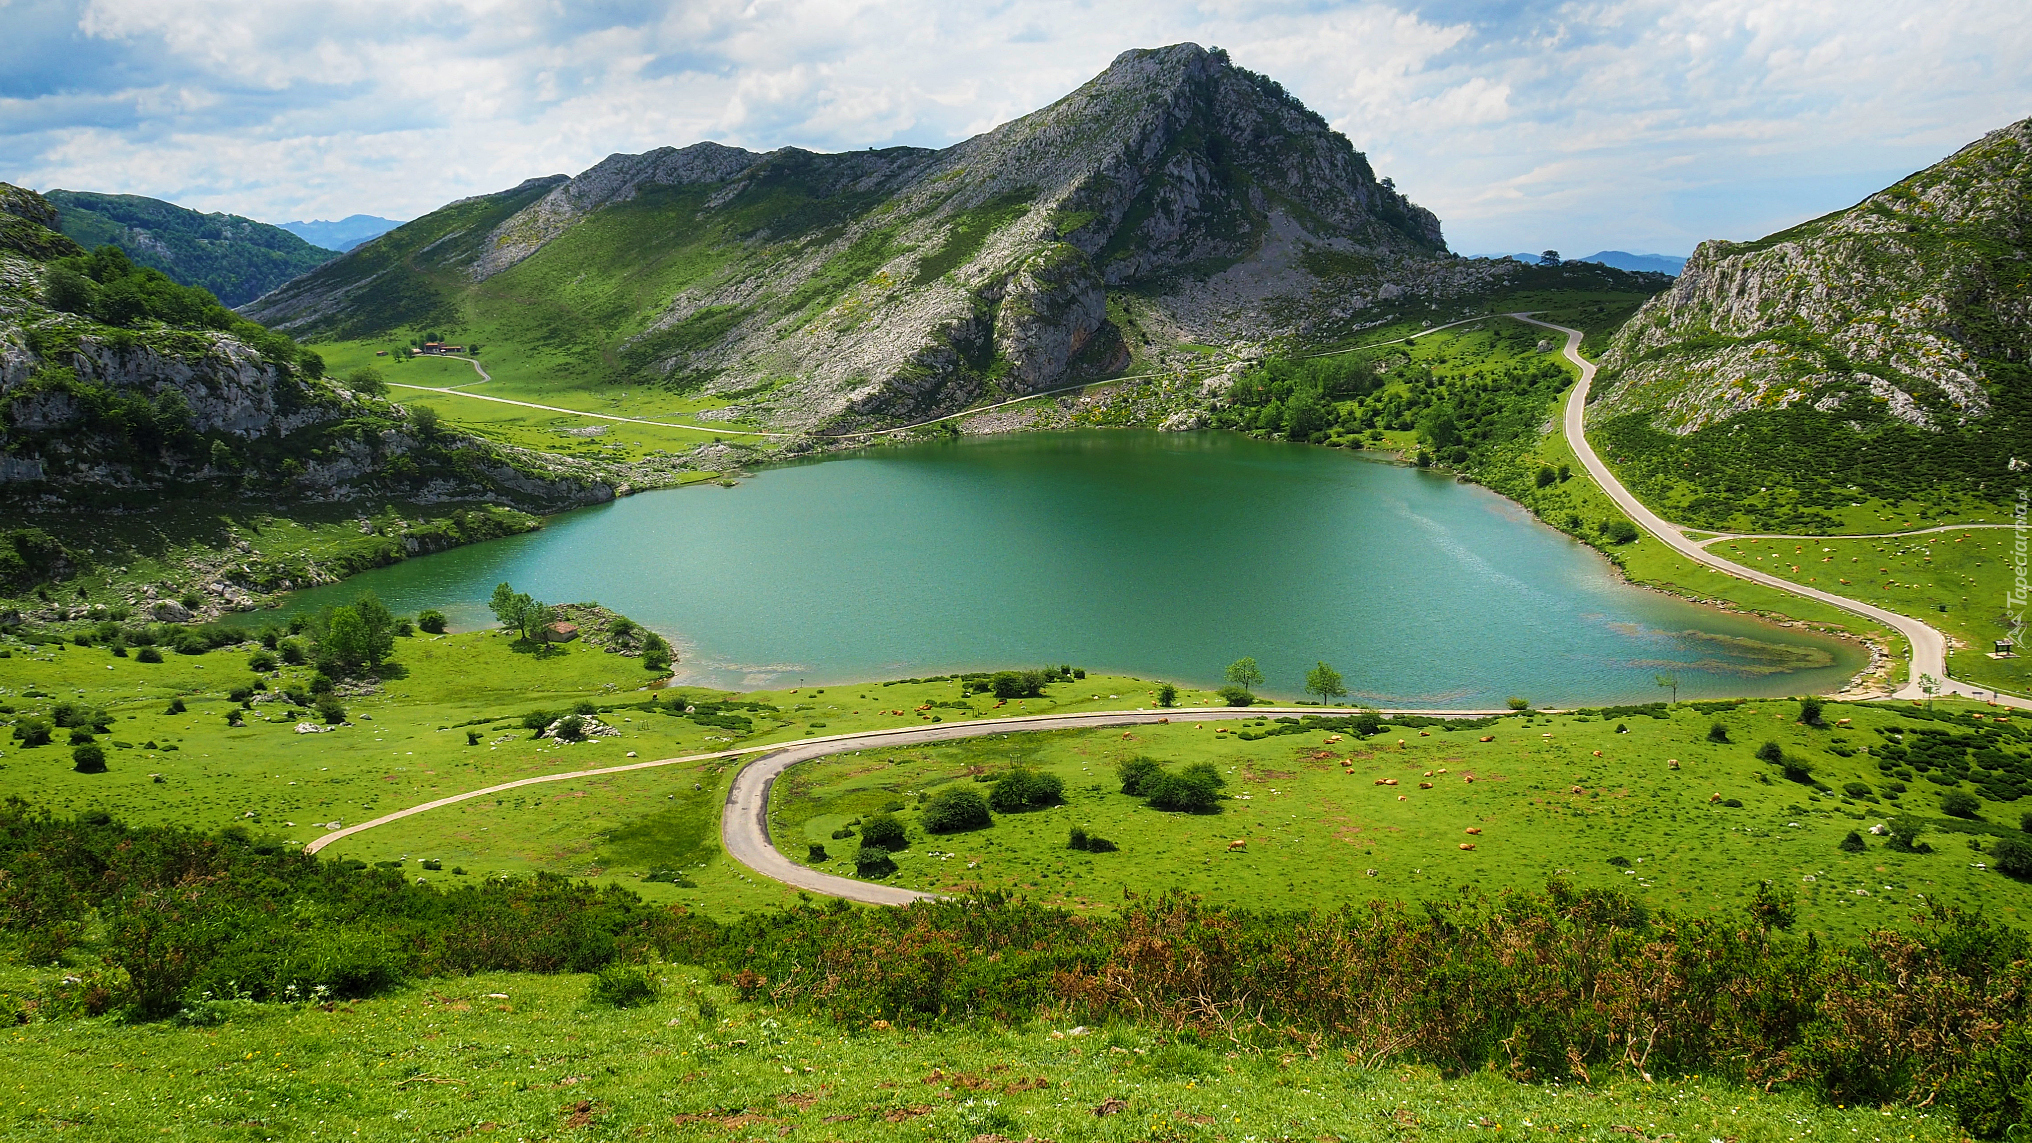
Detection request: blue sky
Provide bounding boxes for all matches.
[2,0,2026,256]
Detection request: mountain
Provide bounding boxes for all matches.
[1574,251,1684,275]
[247,44,1511,435]
[1588,118,2032,529]
[0,183,613,512]
[44,190,337,307]
[279,215,405,252]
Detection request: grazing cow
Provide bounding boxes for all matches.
[1708,792,1723,803]
[1227,839,1247,852]
[1571,785,1585,794]
[1419,782,1433,789]
[1479,736,1495,743]
[1465,827,1482,835]
[1592,750,1603,757]
[1458,843,1477,851]
[1668,758,1680,769]
[1385,778,1399,786]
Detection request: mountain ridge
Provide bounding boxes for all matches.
[45,190,338,307]
[246,44,1509,436]
[279,215,406,252]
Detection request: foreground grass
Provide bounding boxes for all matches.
[0,968,1960,1143]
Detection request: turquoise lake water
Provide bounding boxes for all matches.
[261,430,1864,706]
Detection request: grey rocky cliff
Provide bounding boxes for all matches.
[1593,117,2032,437]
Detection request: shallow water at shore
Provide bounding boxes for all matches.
[258,430,1864,705]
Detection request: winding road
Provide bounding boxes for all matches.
[306,704,1509,905]
[1520,313,2026,711]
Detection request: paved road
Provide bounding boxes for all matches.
[1521,313,2026,711]
[306,704,1511,904]
[1694,523,2018,547]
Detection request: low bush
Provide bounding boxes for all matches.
[1799,696,1826,726]
[314,696,347,725]
[859,812,907,850]
[1994,835,2032,879]
[587,964,660,1008]
[1942,790,1982,819]
[1708,722,1731,743]
[922,788,991,833]
[247,650,277,672]
[71,743,106,773]
[11,717,52,746]
[1217,685,1253,707]
[988,767,1063,812]
[854,844,897,878]
[1138,761,1226,813]
[1757,740,1785,764]
[1839,830,1866,853]
[416,609,448,634]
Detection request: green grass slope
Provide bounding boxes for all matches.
[46,189,336,307]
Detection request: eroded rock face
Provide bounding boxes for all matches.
[994,244,1114,390]
[1593,117,2032,437]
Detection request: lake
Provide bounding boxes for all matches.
[263,430,1864,705]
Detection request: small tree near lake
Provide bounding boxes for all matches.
[1224,657,1264,696]
[1305,661,1346,704]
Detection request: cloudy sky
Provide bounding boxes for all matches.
[3,0,2027,256]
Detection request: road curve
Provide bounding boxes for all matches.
[306,704,1512,904]
[1521,313,2026,710]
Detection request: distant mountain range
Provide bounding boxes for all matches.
[1494,251,1685,275]
[45,190,337,306]
[278,215,405,252]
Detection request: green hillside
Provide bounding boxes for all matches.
[45,189,336,306]
[1589,118,2032,533]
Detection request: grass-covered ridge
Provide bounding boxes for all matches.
[44,188,337,307]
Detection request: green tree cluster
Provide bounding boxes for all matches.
[1118,757,1226,812]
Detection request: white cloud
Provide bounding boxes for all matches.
[0,0,2025,254]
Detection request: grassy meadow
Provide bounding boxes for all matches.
[767,699,2032,940]
[0,965,1957,1143]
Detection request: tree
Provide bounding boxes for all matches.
[1604,519,1639,544]
[1941,790,1982,819]
[1305,661,1347,704]
[1707,722,1730,743]
[1920,673,1941,710]
[1117,756,1163,796]
[1798,696,1825,726]
[1749,881,1795,929]
[1156,683,1178,708]
[43,265,95,313]
[1507,696,1529,711]
[345,367,387,396]
[1886,814,1925,852]
[417,609,447,634]
[410,405,442,439]
[318,606,371,676]
[1539,250,1561,266]
[989,767,1064,812]
[521,601,558,644]
[922,788,991,833]
[71,743,107,774]
[641,632,672,673]
[1756,740,1784,764]
[1224,657,1263,695]
[1839,830,1866,853]
[352,593,396,666]
[489,583,530,632]
[1535,465,1558,488]
[1655,672,1678,704]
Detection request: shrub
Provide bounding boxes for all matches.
[1749,881,1796,929]
[1886,814,1925,851]
[1603,518,1639,543]
[859,812,907,850]
[988,767,1063,812]
[1756,740,1784,764]
[1994,835,2032,878]
[1798,696,1826,726]
[466,730,482,746]
[1217,685,1254,707]
[1118,756,1163,795]
[1839,830,1867,853]
[587,964,660,1008]
[1156,683,1178,707]
[990,670,1048,699]
[12,717,52,746]
[67,727,95,746]
[807,843,828,862]
[921,787,990,832]
[1606,855,1630,867]
[309,673,334,695]
[1507,696,1529,711]
[854,844,897,878]
[1843,781,1874,798]
[1707,722,1730,743]
[1723,798,1743,808]
[554,714,587,742]
[247,649,277,671]
[416,609,447,634]
[72,743,107,773]
[1144,762,1226,812]
[1942,790,1981,819]
[314,696,347,724]
[2022,810,2032,834]
[278,640,305,665]
[135,646,162,663]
